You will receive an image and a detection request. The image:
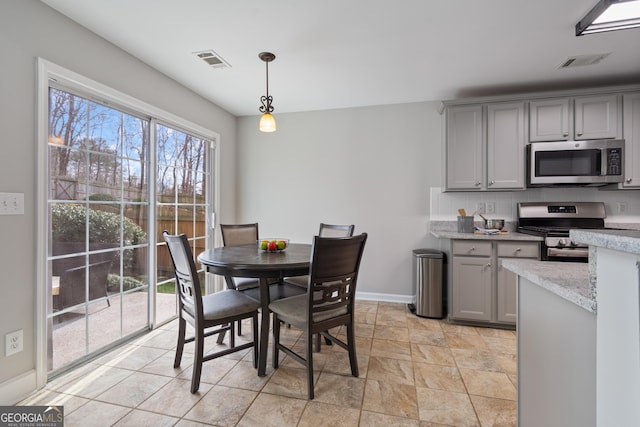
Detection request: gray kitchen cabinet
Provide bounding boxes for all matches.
[622,92,640,188]
[529,98,570,141]
[496,262,517,322]
[496,242,539,323]
[487,102,526,189]
[446,105,483,190]
[574,94,620,140]
[451,240,539,326]
[451,241,492,321]
[529,94,619,141]
[446,102,526,191]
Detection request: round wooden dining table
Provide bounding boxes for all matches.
[197,243,311,376]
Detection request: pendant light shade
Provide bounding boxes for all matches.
[258,52,276,132]
[259,113,276,133]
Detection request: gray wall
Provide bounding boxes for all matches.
[237,103,445,299]
[0,0,237,393]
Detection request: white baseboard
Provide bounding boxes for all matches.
[0,369,37,405]
[356,291,413,304]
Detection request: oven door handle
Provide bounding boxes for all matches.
[548,247,589,258]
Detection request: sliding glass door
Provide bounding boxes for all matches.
[46,86,214,374]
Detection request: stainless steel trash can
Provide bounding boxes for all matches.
[410,249,445,319]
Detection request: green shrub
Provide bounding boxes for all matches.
[88,193,118,202]
[51,203,146,245]
[51,203,147,274]
[107,274,146,292]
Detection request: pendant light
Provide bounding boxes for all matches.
[258,52,276,132]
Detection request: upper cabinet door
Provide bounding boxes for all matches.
[623,92,640,188]
[487,102,526,189]
[529,98,571,141]
[574,95,620,140]
[446,105,484,190]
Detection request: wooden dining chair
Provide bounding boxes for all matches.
[163,231,259,393]
[283,223,355,351]
[220,223,305,335]
[220,223,261,292]
[284,223,355,288]
[269,233,367,399]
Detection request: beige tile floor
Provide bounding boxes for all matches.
[21,301,517,426]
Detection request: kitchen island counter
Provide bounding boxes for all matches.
[501,259,594,313]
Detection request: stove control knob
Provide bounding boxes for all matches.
[557,239,567,247]
[570,241,577,247]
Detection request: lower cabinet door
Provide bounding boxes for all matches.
[497,259,517,323]
[451,256,492,321]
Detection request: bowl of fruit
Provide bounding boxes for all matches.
[258,239,289,252]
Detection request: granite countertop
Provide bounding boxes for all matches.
[571,229,640,255]
[501,259,595,313]
[430,221,543,241]
[430,229,543,241]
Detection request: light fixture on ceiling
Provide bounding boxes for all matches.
[576,0,640,35]
[258,52,276,133]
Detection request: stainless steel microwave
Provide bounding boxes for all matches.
[527,139,624,186]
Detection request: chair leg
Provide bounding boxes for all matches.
[306,330,315,400]
[252,313,259,369]
[272,315,281,369]
[237,319,243,336]
[230,321,235,347]
[216,327,226,344]
[191,327,205,394]
[346,322,359,377]
[324,332,332,346]
[315,333,321,352]
[173,317,186,368]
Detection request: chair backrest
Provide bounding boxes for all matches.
[163,231,203,322]
[307,233,367,323]
[319,223,355,238]
[220,223,259,246]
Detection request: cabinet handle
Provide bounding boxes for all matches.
[577,131,583,136]
[563,132,569,137]
[475,181,481,186]
[469,247,476,251]
[485,263,492,268]
[489,180,495,185]
[515,248,521,252]
[627,178,633,183]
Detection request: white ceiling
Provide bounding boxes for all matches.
[41,0,640,117]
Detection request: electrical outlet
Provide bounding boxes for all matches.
[486,202,496,214]
[617,202,628,214]
[5,330,23,356]
[476,202,485,214]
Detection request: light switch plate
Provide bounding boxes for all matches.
[0,192,24,215]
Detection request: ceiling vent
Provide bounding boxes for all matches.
[559,53,611,68]
[194,50,231,69]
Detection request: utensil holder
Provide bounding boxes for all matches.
[457,216,475,233]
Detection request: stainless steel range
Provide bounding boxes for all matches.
[517,201,611,262]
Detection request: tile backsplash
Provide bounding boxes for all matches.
[430,187,640,224]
